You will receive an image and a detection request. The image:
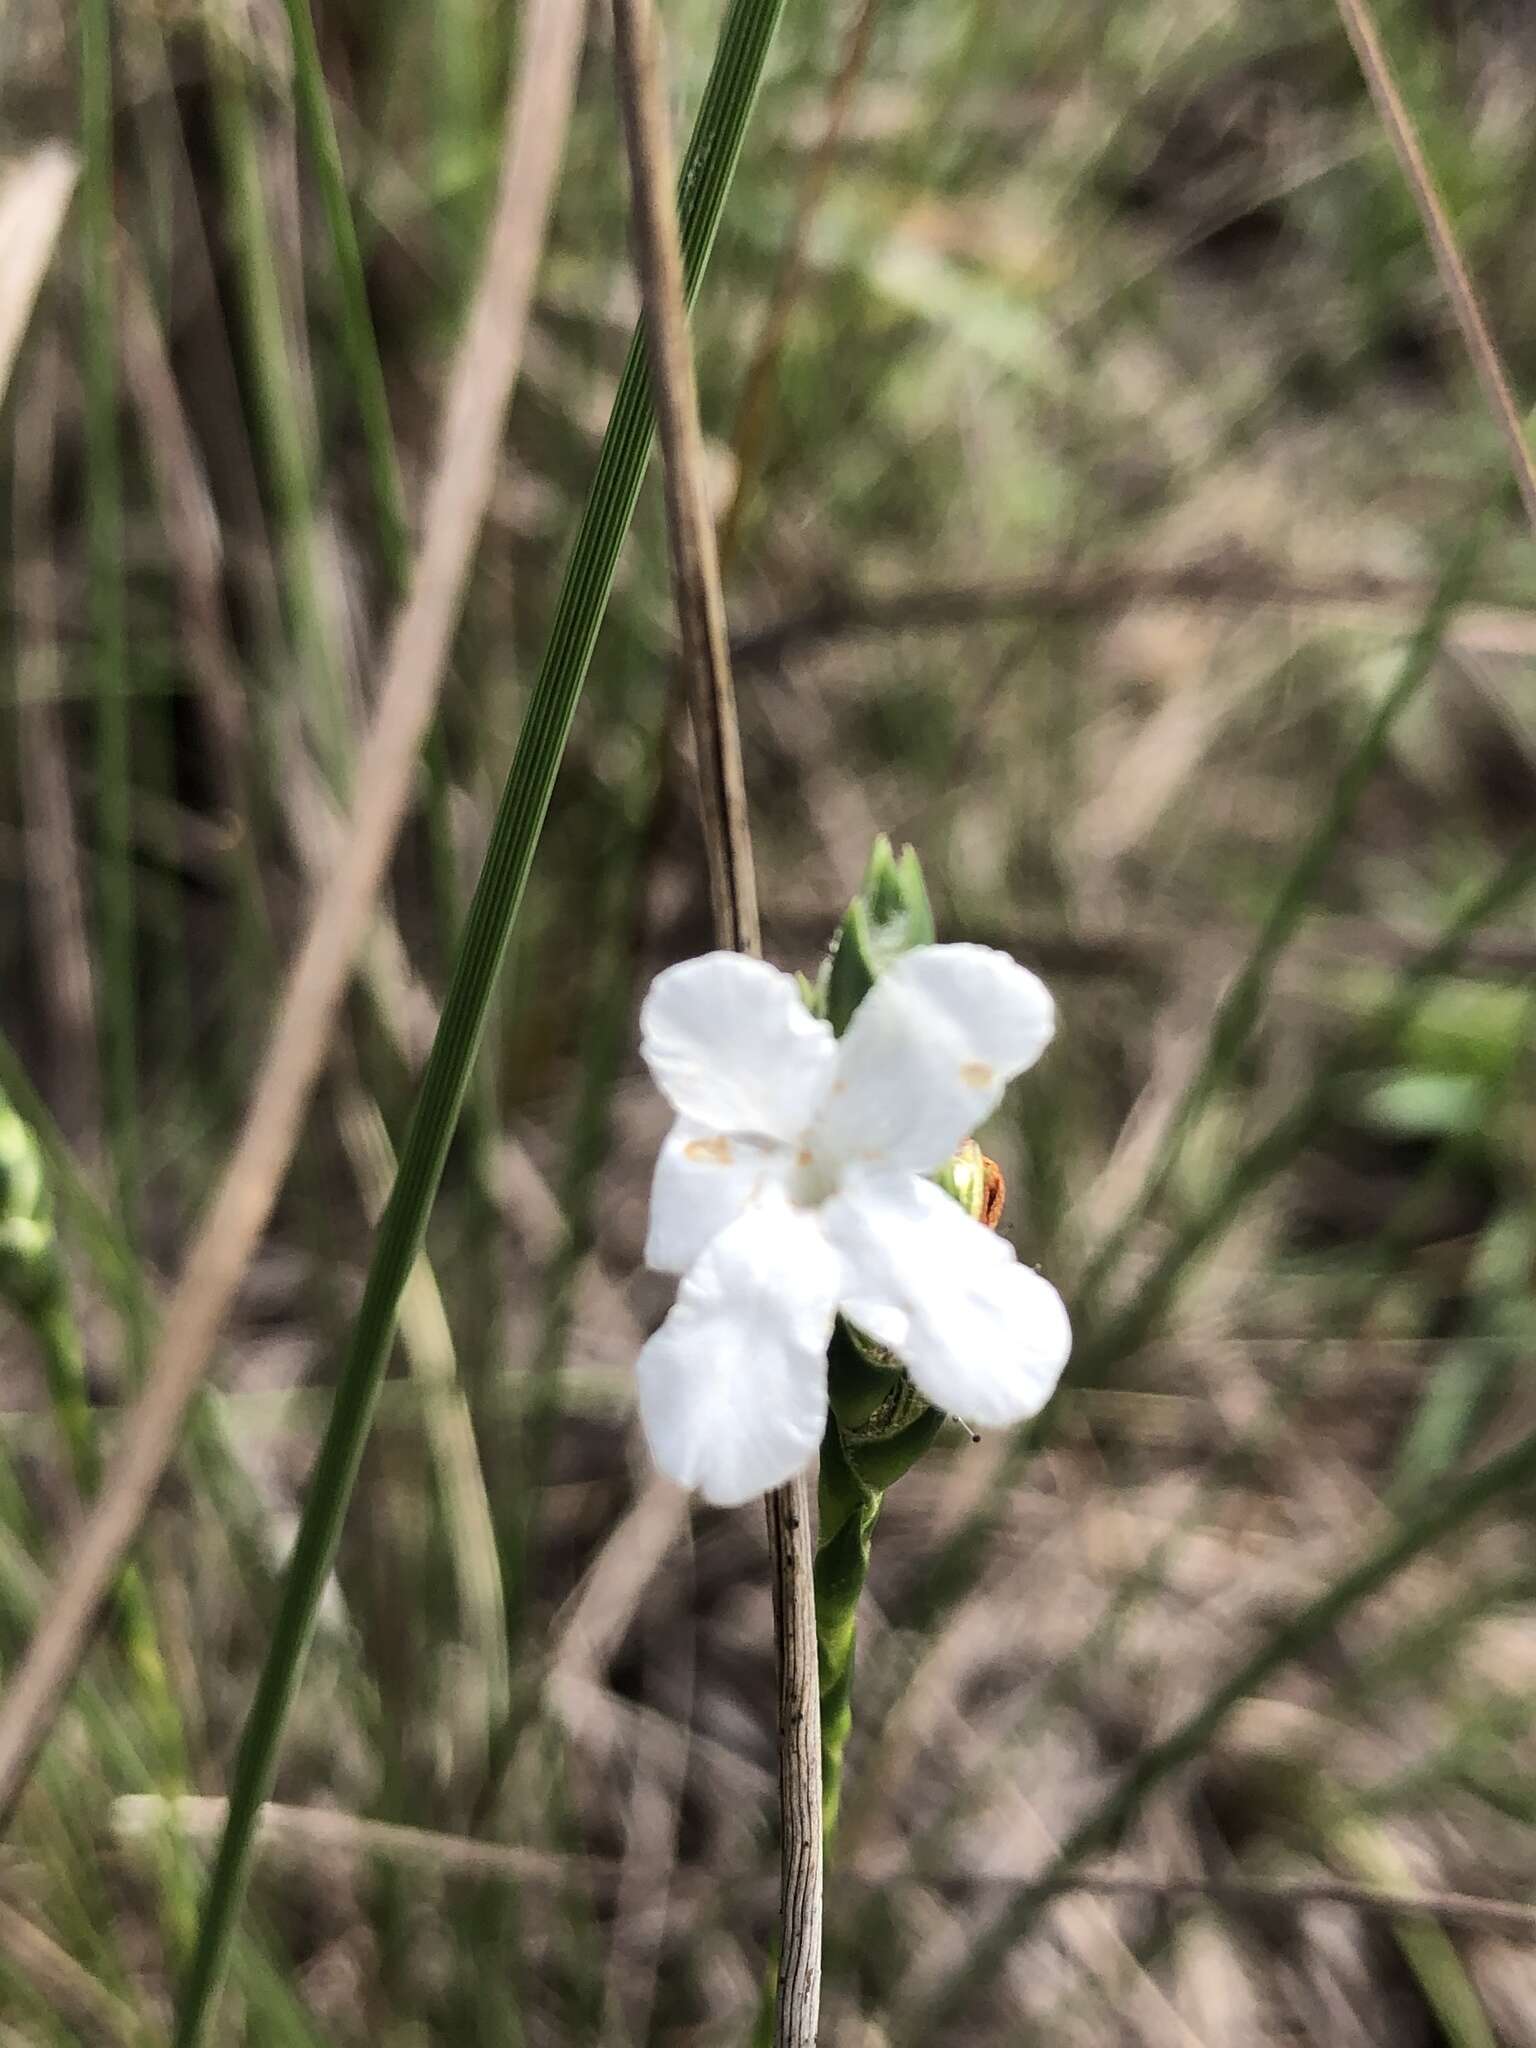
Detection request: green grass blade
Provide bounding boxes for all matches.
[80,0,139,1253]
[1071,522,1486,1328]
[1075,831,1536,1379]
[207,30,352,785]
[906,1378,1536,2037]
[277,0,410,582]
[173,4,788,2040]
[901,835,1536,2037]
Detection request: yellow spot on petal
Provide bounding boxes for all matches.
[797,1147,813,1167]
[684,1134,734,1166]
[960,1060,994,1089]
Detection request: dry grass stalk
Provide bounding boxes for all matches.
[0,144,77,411]
[1332,0,1536,538]
[0,1891,137,2044]
[0,0,589,1825]
[609,0,823,2038]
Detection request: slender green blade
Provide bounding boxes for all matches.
[80,0,138,1252]
[904,830,1536,2039]
[1072,521,1487,1330]
[173,3,789,2039]
[909,1368,1536,2038]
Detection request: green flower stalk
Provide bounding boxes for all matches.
[817,1321,946,1834]
[814,839,948,1833]
[812,843,1055,1839]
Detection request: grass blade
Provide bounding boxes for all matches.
[173,4,789,2038]
[907,1368,1536,2037]
[80,0,139,1252]
[903,832,1536,2036]
[1072,524,1485,1328]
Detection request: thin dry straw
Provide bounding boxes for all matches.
[609,1,822,2039]
[1332,0,1536,540]
[0,0,587,1831]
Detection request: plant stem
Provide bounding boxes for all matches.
[813,1421,881,1839]
[609,2,818,2036]
[79,0,138,1255]
[814,1340,944,1841]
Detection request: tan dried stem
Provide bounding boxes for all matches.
[0,0,588,1826]
[609,0,823,2039]
[1333,0,1536,538]
[0,144,78,412]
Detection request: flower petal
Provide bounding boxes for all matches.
[824,1171,1070,1427]
[645,1118,794,1275]
[640,953,837,1141]
[814,943,1055,1175]
[635,1198,838,1506]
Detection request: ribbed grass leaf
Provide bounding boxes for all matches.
[173,3,788,2038]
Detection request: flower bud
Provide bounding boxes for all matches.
[823,834,935,1036]
[0,1097,62,1320]
[936,1137,1006,1228]
[0,1216,59,1318]
[937,1137,987,1220]
[0,1104,46,1231]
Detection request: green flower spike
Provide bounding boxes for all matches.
[816,856,1021,1840]
[631,836,1070,1831]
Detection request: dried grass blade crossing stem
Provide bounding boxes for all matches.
[0,144,78,412]
[610,1,822,2038]
[0,0,588,1828]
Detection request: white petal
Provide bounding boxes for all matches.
[640,953,837,1141]
[635,1199,838,1507]
[814,943,1054,1175]
[645,1118,794,1275]
[824,1172,1070,1427]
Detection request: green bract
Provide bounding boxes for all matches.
[823,834,935,1035]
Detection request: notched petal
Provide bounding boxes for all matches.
[636,1201,838,1506]
[824,1171,1070,1430]
[815,943,1056,1175]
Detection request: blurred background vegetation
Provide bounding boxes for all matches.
[6,0,1536,2039]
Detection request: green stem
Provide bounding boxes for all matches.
[814,1418,883,1837]
[80,0,139,1254]
[816,1325,945,1841]
[207,31,352,787]
[173,6,788,2040]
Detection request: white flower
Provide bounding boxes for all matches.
[634,944,1072,1506]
